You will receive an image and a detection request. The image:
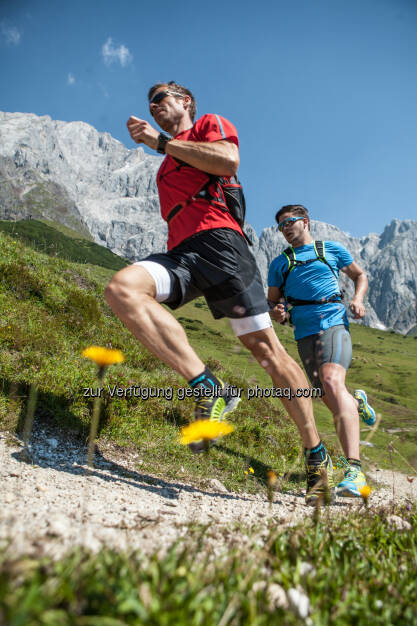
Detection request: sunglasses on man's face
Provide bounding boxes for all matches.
[149,90,184,106]
[277,216,305,232]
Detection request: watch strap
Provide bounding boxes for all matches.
[157,133,171,154]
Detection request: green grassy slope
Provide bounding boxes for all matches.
[0,224,416,487]
[0,219,127,270]
[39,218,94,241]
[0,228,296,493]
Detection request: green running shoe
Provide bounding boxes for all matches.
[188,381,240,453]
[337,459,367,497]
[354,389,376,426]
[194,381,225,421]
[305,453,336,505]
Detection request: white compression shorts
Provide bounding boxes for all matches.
[134,260,272,337]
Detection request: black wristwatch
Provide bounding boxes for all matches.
[157,132,171,154]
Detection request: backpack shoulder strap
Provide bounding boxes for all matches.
[158,156,192,183]
[313,240,324,260]
[281,247,296,291]
[313,240,339,281]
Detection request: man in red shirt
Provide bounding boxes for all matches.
[105,82,333,502]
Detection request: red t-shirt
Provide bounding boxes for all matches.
[156,113,244,250]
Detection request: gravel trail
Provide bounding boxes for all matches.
[1,427,415,560]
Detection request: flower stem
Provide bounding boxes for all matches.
[86,367,105,468]
[22,384,38,452]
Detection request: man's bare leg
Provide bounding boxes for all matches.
[319,363,360,459]
[238,327,320,449]
[105,265,204,380]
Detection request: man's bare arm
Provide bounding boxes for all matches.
[341,261,368,319]
[126,116,239,176]
[267,287,287,323]
[165,138,239,176]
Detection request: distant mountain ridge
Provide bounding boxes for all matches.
[1,111,416,334]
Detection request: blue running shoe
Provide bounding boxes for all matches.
[337,460,367,497]
[354,389,376,426]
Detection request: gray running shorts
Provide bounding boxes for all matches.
[297,324,352,390]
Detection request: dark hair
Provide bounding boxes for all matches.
[275,204,310,230]
[148,81,196,122]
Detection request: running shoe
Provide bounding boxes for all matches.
[354,389,376,426]
[188,381,240,453]
[337,460,367,497]
[305,453,336,505]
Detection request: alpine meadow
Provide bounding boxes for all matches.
[0,220,416,624]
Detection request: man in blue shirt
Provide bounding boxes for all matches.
[268,204,376,498]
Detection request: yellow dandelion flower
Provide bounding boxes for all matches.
[249,466,255,474]
[267,470,278,487]
[179,419,234,445]
[244,471,249,475]
[82,346,124,367]
[358,485,371,500]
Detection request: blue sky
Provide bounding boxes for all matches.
[1,0,416,238]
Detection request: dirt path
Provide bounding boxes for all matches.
[1,427,415,560]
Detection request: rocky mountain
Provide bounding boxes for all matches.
[1,111,416,334]
[0,111,166,258]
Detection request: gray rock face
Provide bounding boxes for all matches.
[0,111,166,257]
[0,111,416,333]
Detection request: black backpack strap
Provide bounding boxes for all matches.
[157,157,193,185]
[313,240,339,282]
[314,239,324,259]
[287,294,343,306]
[281,247,296,292]
[194,173,224,205]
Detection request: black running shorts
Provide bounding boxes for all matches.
[141,228,268,319]
[297,324,353,390]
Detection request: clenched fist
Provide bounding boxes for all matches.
[269,302,287,324]
[127,116,159,150]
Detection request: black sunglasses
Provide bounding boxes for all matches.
[149,90,184,105]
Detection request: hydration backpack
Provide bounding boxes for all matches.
[281,240,344,306]
[165,157,251,245]
[194,173,251,245]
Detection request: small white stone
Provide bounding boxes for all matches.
[387,515,412,531]
[288,587,310,618]
[208,479,228,493]
[46,438,58,449]
[267,583,288,610]
[299,561,316,577]
[47,514,70,537]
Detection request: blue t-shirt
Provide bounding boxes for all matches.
[268,241,353,340]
